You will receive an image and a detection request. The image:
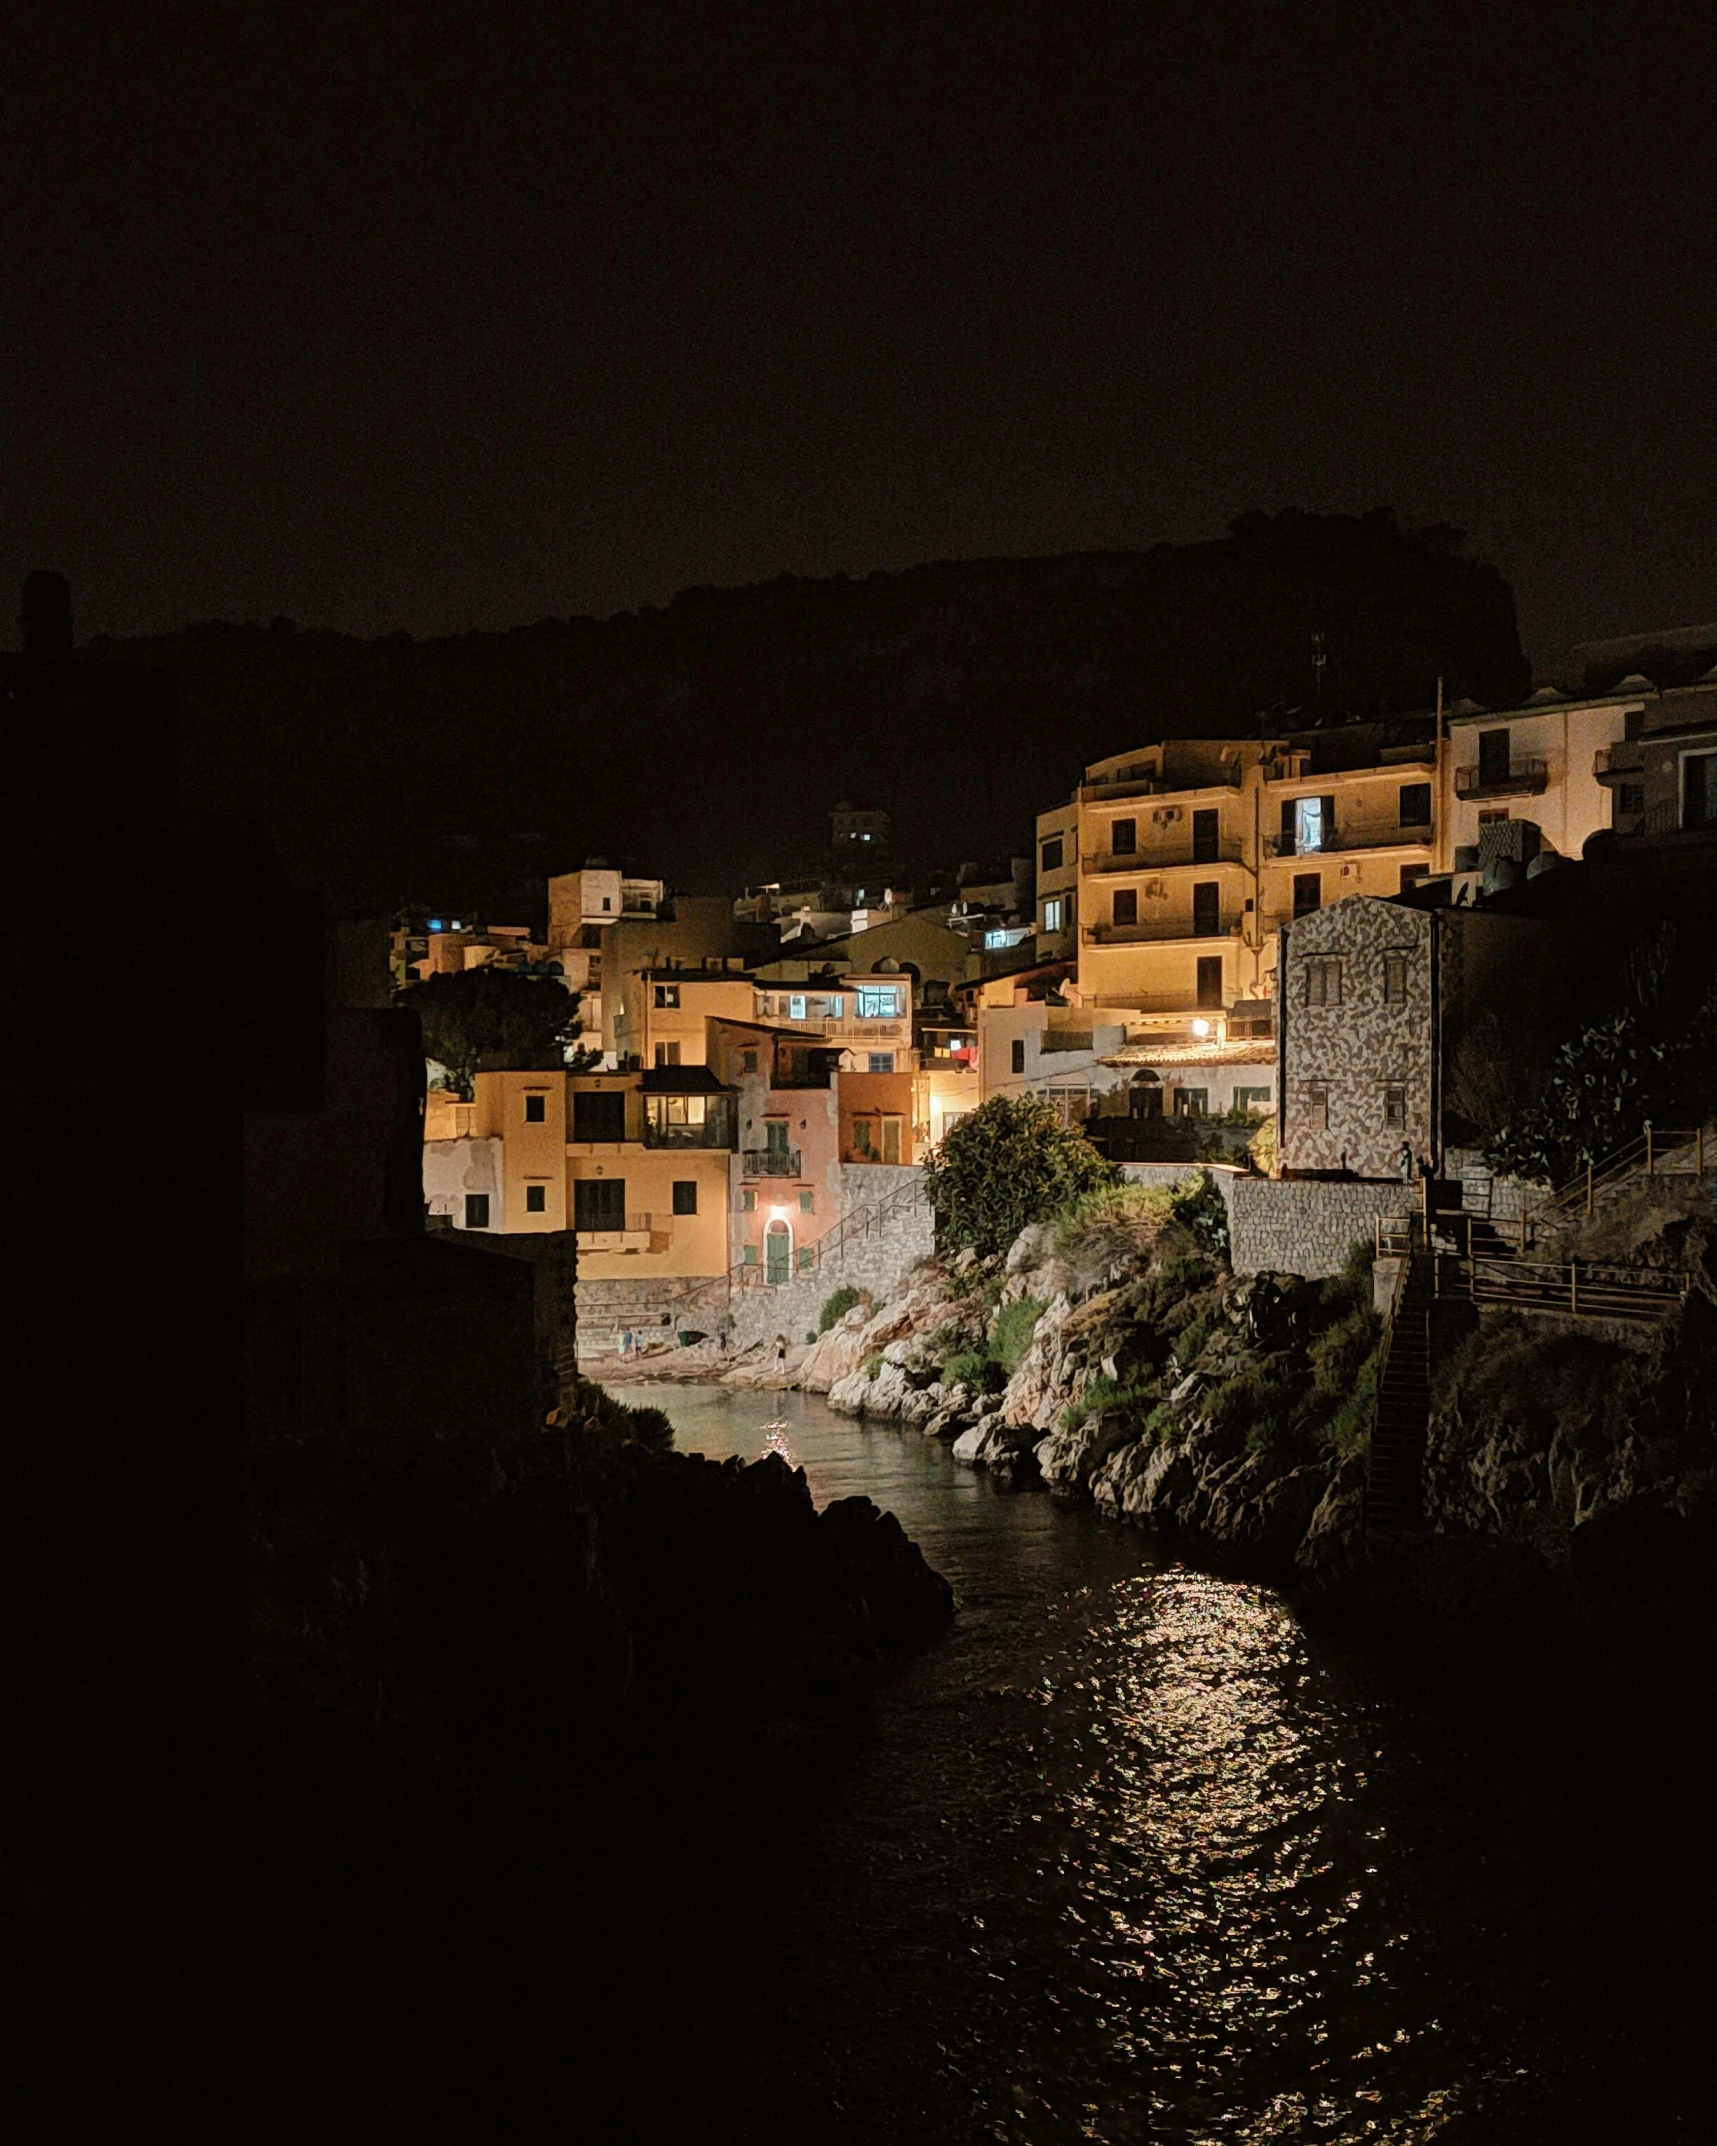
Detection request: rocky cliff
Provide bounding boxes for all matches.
[801,1183,1716,1603]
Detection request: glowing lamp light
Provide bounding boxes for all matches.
[769,1205,790,1221]
[1191,1018,1211,1038]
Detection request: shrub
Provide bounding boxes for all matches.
[1204,1357,1302,1455]
[1171,1313,1212,1367]
[1060,1372,1158,1430]
[989,1297,1045,1374]
[1247,1114,1277,1175]
[1167,1171,1231,1265]
[818,1284,870,1334]
[943,1348,1007,1395]
[924,1095,1120,1257]
[863,1352,885,1380]
[1321,1356,1379,1456]
[1308,1303,1381,1412]
[1054,1180,1175,1266]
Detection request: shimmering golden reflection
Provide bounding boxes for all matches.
[971,1570,1466,2144]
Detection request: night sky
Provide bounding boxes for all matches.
[5,3,1713,661]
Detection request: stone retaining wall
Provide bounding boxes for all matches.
[1227,1177,1417,1279]
[727,1166,933,1350]
[576,1276,703,1356]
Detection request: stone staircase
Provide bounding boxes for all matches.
[1364,1244,1434,1533]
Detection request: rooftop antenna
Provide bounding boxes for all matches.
[1311,631,1327,713]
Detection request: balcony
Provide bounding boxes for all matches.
[1082,914,1242,946]
[1078,771,1240,803]
[743,1146,801,1178]
[1593,744,1643,786]
[576,1212,666,1253]
[1455,757,1549,800]
[1081,839,1244,873]
[1263,826,1432,859]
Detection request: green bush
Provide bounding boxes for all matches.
[943,1348,1007,1395]
[924,1095,1120,1257]
[818,1284,870,1334]
[989,1297,1045,1374]
[863,1351,885,1380]
[1171,1313,1212,1367]
[1205,1357,1302,1455]
[1167,1170,1231,1265]
[1054,1180,1175,1266]
[1321,1356,1379,1456]
[1060,1372,1158,1431]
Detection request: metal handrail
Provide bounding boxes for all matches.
[1519,1122,1711,1244]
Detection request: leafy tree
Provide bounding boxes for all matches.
[923,1095,1119,1257]
[402,967,581,1098]
[1482,1009,1690,1185]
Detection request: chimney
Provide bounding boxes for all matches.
[20,571,73,659]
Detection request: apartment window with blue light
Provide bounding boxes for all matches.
[856,986,899,1018]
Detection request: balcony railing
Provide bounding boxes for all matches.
[575,1212,666,1248]
[1263,827,1432,859]
[743,1147,802,1178]
[1078,772,1240,803]
[1082,914,1241,946]
[1455,757,1549,800]
[1593,744,1643,785]
[1081,839,1244,873]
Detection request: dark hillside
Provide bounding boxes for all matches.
[93,510,1526,913]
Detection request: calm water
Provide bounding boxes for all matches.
[599,1383,1704,2145]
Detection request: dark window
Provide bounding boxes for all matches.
[1191,808,1219,863]
[525,1183,547,1212]
[1040,836,1064,872]
[1382,1085,1407,1128]
[1011,1038,1026,1074]
[523,1092,547,1122]
[463,1193,490,1229]
[654,983,680,1007]
[1399,863,1430,892]
[1113,888,1138,925]
[1281,799,1296,848]
[1192,881,1221,936]
[1196,955,1223,1009]
[1305,1084,1330,1132]
[1398,782,1431,826]
[572,1090,626,1142]
[1383,953,1408,1004]
[574,1179,625,1231]
[1305,957,1342,1007]
[654,1041,680,1067]
[672,1180,698,1215]
[1617,783,1645,817]
[741,1050,759,1075]
[1111,817,1137,855]
[1293,872,1321,917]
[1478,728,1511,785]
[1686,751,1715,827]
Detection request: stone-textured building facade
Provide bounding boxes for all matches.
[1277,895,1558,1180]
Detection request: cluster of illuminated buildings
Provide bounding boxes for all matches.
[408,642,1715,1339]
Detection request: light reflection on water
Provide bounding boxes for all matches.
[611,1385,1489,2142]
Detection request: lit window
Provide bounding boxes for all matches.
[856,986,899,1018]
[984,929,1009,949]
[789,994,808,1020]
[827,996,843,1017]
[654,983,680,1008]
[1043,897,1064,933]
[525,1184,547,1213]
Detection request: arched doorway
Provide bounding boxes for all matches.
[764,1218,792,1286]
[1128,1069,1163,1119]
